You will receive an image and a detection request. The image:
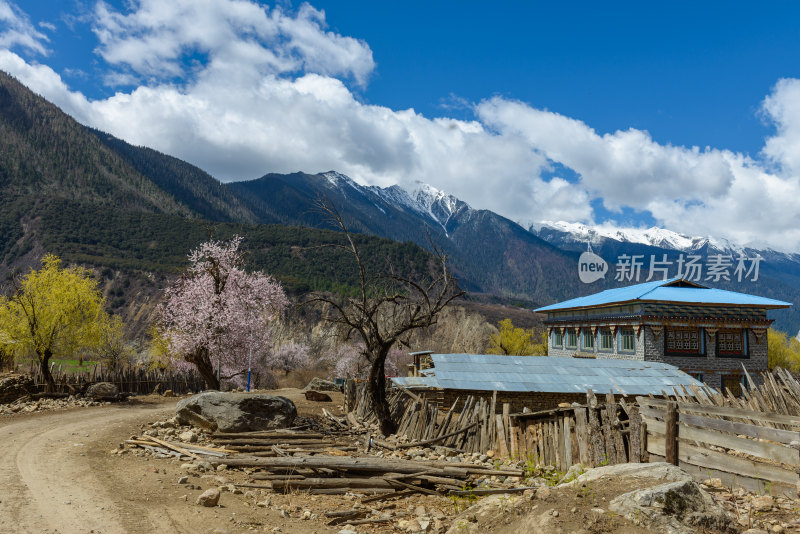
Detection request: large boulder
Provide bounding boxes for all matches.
[85,382,119,400]
[302,377,341,392]
[609,479,737,534]
[176,391,296,432]
[562,462,691,488]
[0,374,34,404]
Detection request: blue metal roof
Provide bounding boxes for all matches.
[535,278,791,312]
[391,353,704,396]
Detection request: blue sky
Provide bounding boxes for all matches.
[3,1,800,250]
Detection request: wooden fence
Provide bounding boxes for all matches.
[27,363,205,396]
[508,389,642,470]
[638,396,800,497]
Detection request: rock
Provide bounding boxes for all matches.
[302,377,341,392]
[85,382,119,400]
[752,495,775,512]
[175,391,296,433]
[196,488,220,507]
[609,480,737,534]
[562,462,691,487]
[304,390,332,402]
[178,476,189,484]
[0,374,34,403]
[180,430,198,443]
[163,389,175,397]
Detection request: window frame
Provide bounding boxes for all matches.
[581,329,595,351]
[664,327,705,357]
[599,328,614,352]
[565,329,578,349]
[716,329,749,359]
[618,327,636,353]
[552,330,564,349]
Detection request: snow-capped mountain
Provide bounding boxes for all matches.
[531,220,745,255]
[369,180,468,236]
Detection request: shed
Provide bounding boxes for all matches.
[392,353,704,412]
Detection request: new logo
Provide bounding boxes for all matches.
[578,250,607,283]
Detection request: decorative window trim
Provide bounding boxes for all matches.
[716,329,749,359]
[664,327,705,357]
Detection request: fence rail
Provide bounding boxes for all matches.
[638,396,800,497]
[26,363,205,396]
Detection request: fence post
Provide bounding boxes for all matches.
[665,401,679,466]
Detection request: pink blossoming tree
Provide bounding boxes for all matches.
[156,236,289,390]
[272,341,312,375]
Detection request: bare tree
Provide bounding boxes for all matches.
[306,199,464,435]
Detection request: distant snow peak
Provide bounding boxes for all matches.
[535,220,745,254]
[322,171,357,189]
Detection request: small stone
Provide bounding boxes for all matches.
[196,488,220,507]
[752,495,775,512]
[485,450,495,458]
[551,510,559,517]
[180,430,198,443]
[302,510,311,520]
[772,526,785,534]
[216,464,228,471]
[415,505,427,517]
[280,510,290,518]
[178,476,189,484]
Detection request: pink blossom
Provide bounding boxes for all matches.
[272,342,311,375]
[156,236,289,387]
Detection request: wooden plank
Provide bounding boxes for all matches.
[587,407,605,466]
[636,396,800,427]
[628,405,642,463]
[646,419,799,466]
[509,418,519,460]
[679,412,800,446]
[536,422,544,465]
[600,407,617,465]
[647,435,799,486]
[573,407,590,466]
[665,401,678,466]
[606,393,627,464]
[495,415,509,459]
[563,414,573,469]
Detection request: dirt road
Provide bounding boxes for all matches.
[0,398,185,534]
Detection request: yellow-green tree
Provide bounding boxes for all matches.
[488,319,547,356]
[768,328,800,373]
[0,255,107,390]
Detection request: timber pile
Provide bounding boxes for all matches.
[344,381,500,453]
[210,430,356,456]
[218,454,526,496]
[125,435,231,460]
[666,367,800,428]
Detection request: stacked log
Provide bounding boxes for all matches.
[211,430,353,455]
[217,455,524,496]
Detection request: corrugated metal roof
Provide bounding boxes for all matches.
[391,353,704,396]
[535,278,791,312]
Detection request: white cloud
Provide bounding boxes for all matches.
[3,0,800,251]
[92,0,374,87]
[0,0,49,55]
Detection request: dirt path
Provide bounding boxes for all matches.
[0,399,182,534]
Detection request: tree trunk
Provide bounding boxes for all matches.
[368,348,396,436]
[39,349,55,392]
[190,348,220,390]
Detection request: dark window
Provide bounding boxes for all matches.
[665,327,704,356]
[722,375,745,397]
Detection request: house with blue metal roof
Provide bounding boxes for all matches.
[392,353,705,412]
[535,278,791,391]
